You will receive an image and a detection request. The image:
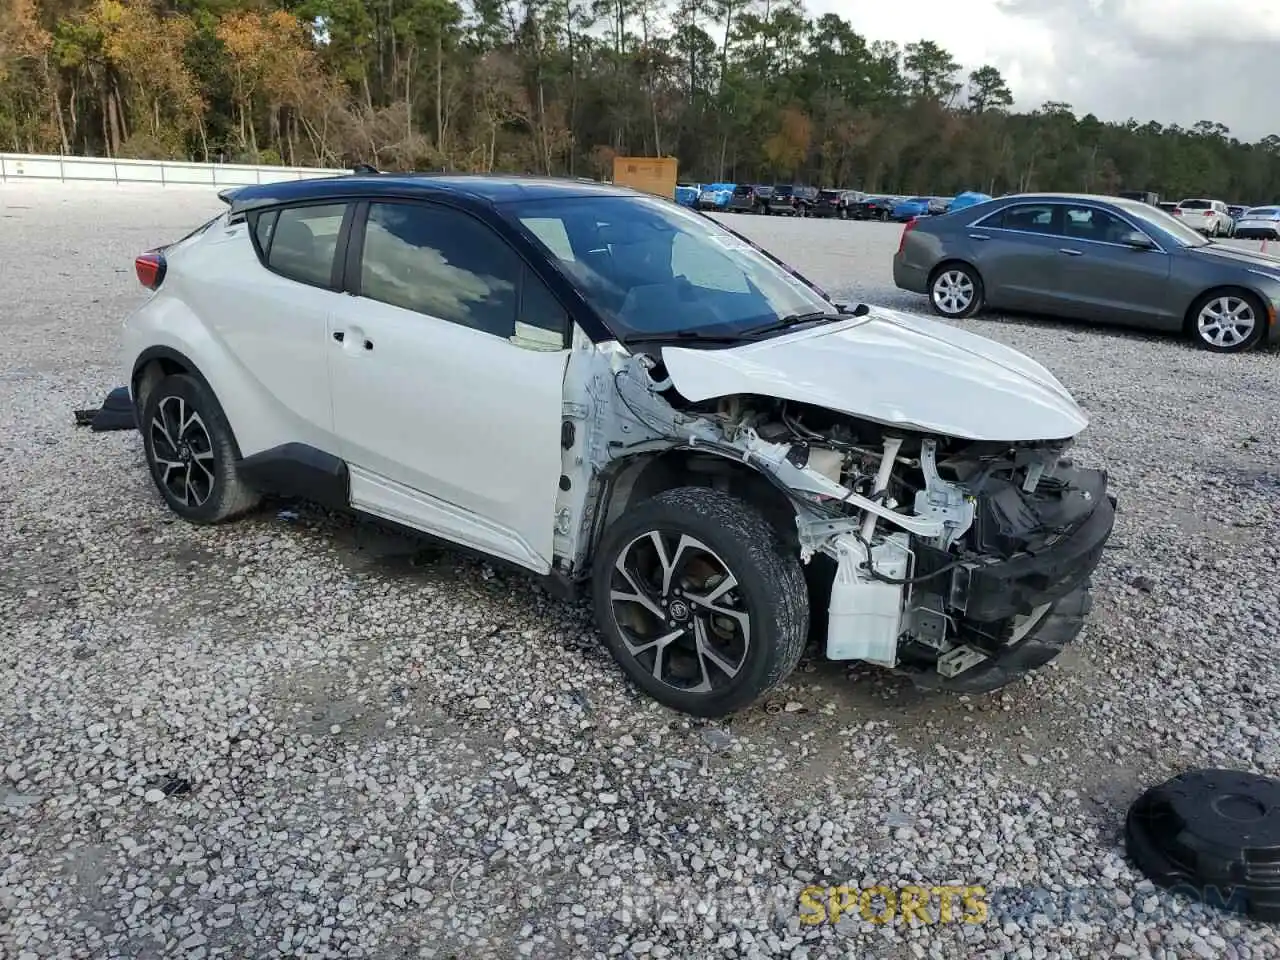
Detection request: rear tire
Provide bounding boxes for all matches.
[928,262,985,319]
[141,373,261,524]
[591,487,809,718]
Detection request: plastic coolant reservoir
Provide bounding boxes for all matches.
[806,447,845,484]
[825,533,910,666]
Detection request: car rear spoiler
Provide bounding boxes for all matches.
[216,163,381,206]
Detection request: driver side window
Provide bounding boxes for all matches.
[670,231,751,293]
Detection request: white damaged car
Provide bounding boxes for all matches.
[120,173,1116,717]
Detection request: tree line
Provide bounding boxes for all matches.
[3,0,1279,202]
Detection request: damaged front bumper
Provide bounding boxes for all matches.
[823,457,1117,692]
[937,482,1116,625]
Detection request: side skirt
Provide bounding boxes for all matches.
[234,442,582,602]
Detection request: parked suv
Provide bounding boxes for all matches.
[1173,198,1233,236]
[120,173,1115,717]
[812,189,864,218]
[728,184,770,213]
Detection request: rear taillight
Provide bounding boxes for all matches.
[897,217,919,255]
[135,252,166,290]
[1202,210,1213,216]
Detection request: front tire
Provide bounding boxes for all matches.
[928,262,985,319]
[141,373,261,524]
[1187,289,1266,353]
[591,487,809,718]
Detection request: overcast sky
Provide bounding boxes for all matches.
[810,0,1280,142]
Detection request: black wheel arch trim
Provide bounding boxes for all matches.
[236,442,351,511]
[130,345,217,403]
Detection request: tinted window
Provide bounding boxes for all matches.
[264,203,347,288]
[506,195,836,338]
[1178,199,1210,209]
[1061,205,1136,244]
[1248,207,1279,217]
[359,202,564,340]
[983,204,1057,234]
[254,209,278,252]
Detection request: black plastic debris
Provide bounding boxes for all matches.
[72,386,135,432]
[1126,768,1280,921]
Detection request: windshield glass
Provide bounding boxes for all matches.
[1178,199,1210,209]
[1120,201,1210,247]
[505,195,837,339]
[1248,207,1278,217]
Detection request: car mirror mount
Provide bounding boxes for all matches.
[1121,230,1156,250]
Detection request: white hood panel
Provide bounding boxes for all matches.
[660,308,1088,442]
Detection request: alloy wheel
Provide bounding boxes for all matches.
[1196,296,1256,349]
[608,531,751,695]
[932,269,975,316]
[149,395,216,507]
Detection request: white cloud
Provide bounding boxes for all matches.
[806,0,1280,141]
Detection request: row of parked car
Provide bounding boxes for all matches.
[678,182,1280,242]
[678,183,997,222]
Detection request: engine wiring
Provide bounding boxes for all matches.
[850,529,970,585]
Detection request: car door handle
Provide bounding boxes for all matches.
[1058,248,1084,256]
[968,233,990,241]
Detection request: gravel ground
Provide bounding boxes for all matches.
[3,182,1280,959]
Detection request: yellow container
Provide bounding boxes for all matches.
[612,156,678,199]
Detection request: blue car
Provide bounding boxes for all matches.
[674,183,701,207]
[949,191,993,213]
[890,196,933,221]
[697,182,736,210]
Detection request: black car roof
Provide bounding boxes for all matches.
[223,173,648,215]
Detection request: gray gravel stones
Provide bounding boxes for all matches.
[2,183,1280,958]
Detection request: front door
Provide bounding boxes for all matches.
[1051,203,1176,328]
[328,200,572,573]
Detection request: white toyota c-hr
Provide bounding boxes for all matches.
[120,172,1116,717]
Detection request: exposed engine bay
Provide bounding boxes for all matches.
[555,345,1117,690]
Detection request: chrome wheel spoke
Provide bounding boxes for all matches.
[690,618,741,692]
[610,561,667,622]
[648,531,701,597]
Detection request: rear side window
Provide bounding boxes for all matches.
[255,203,348,288]
[979,204,1057,234]
[358,201,566,341]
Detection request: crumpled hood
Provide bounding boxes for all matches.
[660,307,1089,442]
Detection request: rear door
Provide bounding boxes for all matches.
[963,202,1067,311]
[183,201,351,453]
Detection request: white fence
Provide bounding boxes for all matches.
[0,153,348,187]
